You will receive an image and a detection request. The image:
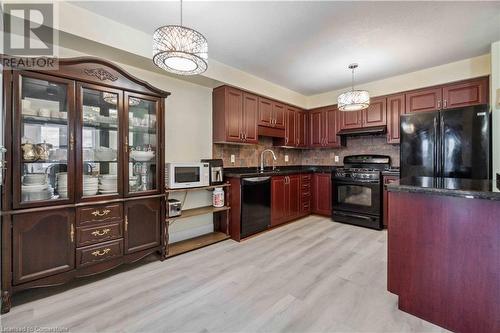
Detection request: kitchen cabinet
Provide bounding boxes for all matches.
[312,173,332,216]
[271,175,300,226]
[442,77,488,109]
[309,107,341,148]
[1,57,169,314]
[300,174,312,215]
[386,94,405,144]
[296,110,308,147]
[12,209,75,285]
[124,197,162,253]
[285,106,297,146]
[340,109,362,129]
[383,174,399,227]
[258,97,286,130]
[340,96,386,130]
[405,87,443,113]
[213,86,258,144]
[405,77,488,113]
[363,96,387,127]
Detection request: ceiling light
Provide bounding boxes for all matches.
[152,0,208,75]
[338,64,370,112]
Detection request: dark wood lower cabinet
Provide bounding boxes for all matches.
[312,173,332,216]
[382,175,399,228]
[124,198,162,253]
[271,174,303,226]
[12,209,75,285]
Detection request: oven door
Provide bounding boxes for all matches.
[332,179,381,216]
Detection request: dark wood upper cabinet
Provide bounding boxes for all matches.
[405,87,442,113]
[312,173,332,216]
[386,94,406,144]
[340,110,362,129]
[258,97,273,127]
[213,86,258,143]
[363,96,387,127]
[442,77,488,109]
[124,197,162,254]
[309,108,324,148]
[325,107,341,147]
[296,110,308,147]
[285,106,297,146]
[242,93,259,143]
[273,102,286,129]
[12,209,75,285]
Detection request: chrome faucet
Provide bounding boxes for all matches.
[260,149,277,172]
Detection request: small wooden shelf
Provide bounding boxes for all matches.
[166,205,230,222]
[167,231,230,258]
[165,183,230,194]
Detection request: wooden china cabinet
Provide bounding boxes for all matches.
[1,57,170,313]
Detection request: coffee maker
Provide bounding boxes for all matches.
[200,159,224,185]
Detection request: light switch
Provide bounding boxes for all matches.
[334,156,339,163]
[230,154,235,164]
[285,155,289,162]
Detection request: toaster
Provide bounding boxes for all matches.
[167,199,182,217]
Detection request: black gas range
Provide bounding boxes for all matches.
[332,155,391,230]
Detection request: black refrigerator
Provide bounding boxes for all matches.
[400,105,491,180]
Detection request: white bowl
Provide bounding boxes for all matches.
[95,148,117,161]
[130,150,155,162]
[83,189,98,196]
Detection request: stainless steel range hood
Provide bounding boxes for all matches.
[337,125,387,137]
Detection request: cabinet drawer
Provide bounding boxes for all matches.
[301,174,312,181]
[76,239,123,267]
[301,201,311,212]
[77,203,123,226]
[76,222,122,247]
[301,190,311,198]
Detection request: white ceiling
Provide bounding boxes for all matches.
[72,1,500,95]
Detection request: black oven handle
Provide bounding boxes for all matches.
[333,211,378,221]
[333,179,380,185]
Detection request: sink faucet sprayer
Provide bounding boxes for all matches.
[260,149,277,172]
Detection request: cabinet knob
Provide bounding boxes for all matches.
[444,99,448,108]
[91,248,111,257]
[437,100,441,109]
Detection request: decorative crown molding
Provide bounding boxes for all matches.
[83,68,118,82]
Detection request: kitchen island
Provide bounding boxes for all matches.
[386,177,500,333]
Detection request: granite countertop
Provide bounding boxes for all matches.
[386,176,500,201]
[224,165,339,178]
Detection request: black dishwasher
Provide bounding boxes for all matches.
[240,176,271,238]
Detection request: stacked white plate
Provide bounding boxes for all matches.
[83,175,99,196]
[99,174,118,194]
[56,172,68,198]
[22,173,53,201]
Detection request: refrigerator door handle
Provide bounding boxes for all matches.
[440,115,445,177]
[434,116,439,177]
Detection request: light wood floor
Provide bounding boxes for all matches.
[1,216,449,333]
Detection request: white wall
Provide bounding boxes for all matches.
[307,54,491,108]
[491,41,500,183]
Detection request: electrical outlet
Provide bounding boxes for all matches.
[285,155,289,162]
[334,155,339,163]
[230,154,235,164]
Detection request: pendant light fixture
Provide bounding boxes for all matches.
[337,63,370,112]
[152,0,208,75]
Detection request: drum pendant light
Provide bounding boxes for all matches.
[337,64,370,111]
[152,0,208,75]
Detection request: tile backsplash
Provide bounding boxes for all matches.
[213,134,400,168]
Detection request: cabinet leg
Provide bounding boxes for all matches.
[1,290,11,314]
[160,220,169,261]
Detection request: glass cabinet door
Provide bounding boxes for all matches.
[13,72,75,207]
[77,84,122,200]
[125,93,161,195]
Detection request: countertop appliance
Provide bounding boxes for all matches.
[200,159,224,185]
[167,199,182,217]
[400,105,491,180]
[332,155,391,230]
[240,176,271,238]
[165,162,210,189]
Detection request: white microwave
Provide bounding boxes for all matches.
[165,162,210,189]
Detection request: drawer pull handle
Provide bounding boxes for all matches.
[91,248,111,257]
[91,228,111,237]
[91,209,111,217]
